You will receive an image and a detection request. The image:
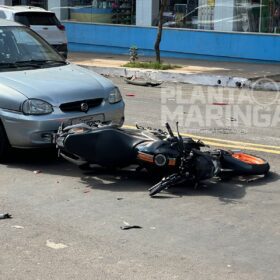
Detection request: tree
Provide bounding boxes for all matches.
[154,0,168,64]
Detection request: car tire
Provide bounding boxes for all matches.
[0,122,10,162]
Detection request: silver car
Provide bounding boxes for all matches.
[0,20,124,159]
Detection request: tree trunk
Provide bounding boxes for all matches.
[154,0,168,64]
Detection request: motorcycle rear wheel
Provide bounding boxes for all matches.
[224,152,270,175]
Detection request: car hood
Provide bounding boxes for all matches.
[0,64,114,107]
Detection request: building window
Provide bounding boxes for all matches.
[67,0,136,25]
[160,0,280,34]
[61,0,279,34]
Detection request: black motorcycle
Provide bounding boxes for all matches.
[55,122,270,196]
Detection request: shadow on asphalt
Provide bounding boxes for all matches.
[50,167,280,202]
[4,148,59,165]
[3,147,81,174]
[4,148,279,202]
[165,172,280,204]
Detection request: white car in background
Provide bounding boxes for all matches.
[0,5,68,57]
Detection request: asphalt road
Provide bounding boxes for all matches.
[0,78,279,280]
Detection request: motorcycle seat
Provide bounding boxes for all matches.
[64,127,147,167]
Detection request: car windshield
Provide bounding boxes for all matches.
[0,26,65,70]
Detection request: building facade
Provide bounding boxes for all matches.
[2,0,280,62]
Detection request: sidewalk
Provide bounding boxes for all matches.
[68,52,280,90]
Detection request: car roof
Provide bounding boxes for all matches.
[0,5,53,14]
[0,18,22,26]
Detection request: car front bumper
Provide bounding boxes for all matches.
[1,101,124,148]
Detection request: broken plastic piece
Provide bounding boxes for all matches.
[46,240,68,250]
[0,213,12,219]
[227,117,237,122]
[212,102,228,106]
[124,77,162,87]
[120,225,142,230]
[12,225,24,229]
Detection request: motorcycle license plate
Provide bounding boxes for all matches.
[71,114,104,126]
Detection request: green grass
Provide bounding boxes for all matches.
[122,61,181,70]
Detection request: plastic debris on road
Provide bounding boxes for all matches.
[11,225,24,229]
[120,225,143,230]
[46,240,68,250]
[0,213,12,219]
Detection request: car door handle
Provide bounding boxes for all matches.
[43,27,48,30]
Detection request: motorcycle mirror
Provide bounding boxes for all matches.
[176,122,181,138]
[165,123,175,137]
[176,122,185,153]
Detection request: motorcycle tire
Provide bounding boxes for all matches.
[222,152,270,176]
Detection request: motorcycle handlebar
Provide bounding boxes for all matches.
[165,123,175,138]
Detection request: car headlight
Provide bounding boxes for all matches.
[22,99,53,115]
[108,87,122,104]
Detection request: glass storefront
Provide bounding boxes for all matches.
[162,0,280,33]
[13,0,280,34]
[66,0,136,24]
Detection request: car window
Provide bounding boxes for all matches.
[0,28,20,61]
[0,26,64,66]
[0,11,6,19]
[14,12,61,26]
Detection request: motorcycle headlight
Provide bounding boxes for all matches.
[108,87,122,104]
[22,99,53,115]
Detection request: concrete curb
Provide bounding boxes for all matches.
[79,65,280,91]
